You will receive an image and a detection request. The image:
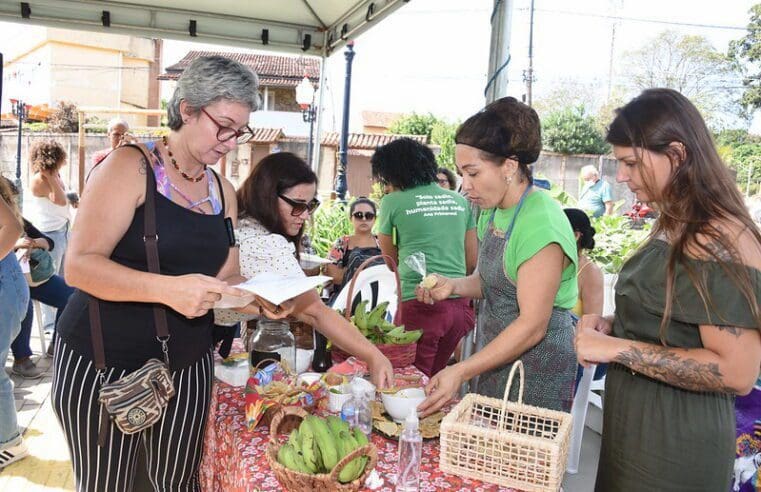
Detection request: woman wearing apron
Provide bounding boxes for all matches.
[417,97,578,415]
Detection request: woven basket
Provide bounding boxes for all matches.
[249,358,315,430]
[439,361,572,492]
[265,407,379,492]
[331,254,417,368]
[331,342,417,368]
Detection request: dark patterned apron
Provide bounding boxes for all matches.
[475,187,576,412]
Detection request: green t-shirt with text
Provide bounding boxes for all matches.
[477,190,578,309]
[377,183,476,301]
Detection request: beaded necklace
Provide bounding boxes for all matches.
[162,135,206,183]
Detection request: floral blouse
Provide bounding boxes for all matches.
[214,216,304,326]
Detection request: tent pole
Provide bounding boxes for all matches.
[485,0,514,104]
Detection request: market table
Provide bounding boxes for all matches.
[199,353,513,491]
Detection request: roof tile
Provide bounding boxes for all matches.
[159,51,320,87]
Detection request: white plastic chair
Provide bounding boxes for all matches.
[331,263,399,322]
[32,300,48,357]
[567,364,596,474]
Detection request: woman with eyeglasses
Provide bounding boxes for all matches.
[52,55,274,491]
[324,197,381,294]
[436,167,457,191]
[231,152,394,387]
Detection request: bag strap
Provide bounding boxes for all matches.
[89,142,170,372]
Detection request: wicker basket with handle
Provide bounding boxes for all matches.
[331,254,417,368]
[265,407,379,491]
[438,360,572,492]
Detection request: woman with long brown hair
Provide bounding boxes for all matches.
[575,88,761,490]
[216,152,393,387]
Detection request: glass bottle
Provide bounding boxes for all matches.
[311,330,332,372]
[395,408,422,492]
[312,287,333,372]
[248,319,296,373]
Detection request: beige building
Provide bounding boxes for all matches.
[2,26,161,126]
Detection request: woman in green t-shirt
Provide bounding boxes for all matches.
[416,97,578,415]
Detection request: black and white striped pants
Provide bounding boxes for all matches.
[51,338,213,491]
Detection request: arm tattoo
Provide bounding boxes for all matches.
[704,240,733,262]
[138,157,148,175]
[715,325,742,338]
[614,345,734,393]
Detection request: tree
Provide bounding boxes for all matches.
[542,106,608,155]
[430,120,458,170]
[730,5,761,111]
[622,30,742,126]
[533,81,598,120]
[46,101,78,133]
[387,113,438,138]
[388,113,459,171]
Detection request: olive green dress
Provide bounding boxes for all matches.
[596,239,761,492]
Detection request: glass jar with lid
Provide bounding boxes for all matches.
[247,319,296,373]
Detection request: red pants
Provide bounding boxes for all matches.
[401,297,474,377]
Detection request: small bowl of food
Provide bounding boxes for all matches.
[328,384,353,413]
[381,387,426,422]
[296,372,322,388]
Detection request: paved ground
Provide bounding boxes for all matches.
[0,328,600,491]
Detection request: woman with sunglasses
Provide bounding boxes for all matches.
[232,152,394,387]
[52,55,276,491]
[324,197,382,295]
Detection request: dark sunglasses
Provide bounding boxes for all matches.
[278,194,320,216]
[352,211,375,220]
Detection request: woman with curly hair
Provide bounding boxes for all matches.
[372,137,478,377]
[27,140,71,340]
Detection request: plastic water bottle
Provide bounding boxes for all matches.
[395,408,422,492]
[340,379,372,436]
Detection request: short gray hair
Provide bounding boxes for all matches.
[580,164,599,179]
[167,55,260,130]
[107,118,129,133]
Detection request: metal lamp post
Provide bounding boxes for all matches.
[10,98,28,202]
[336,41,355,201]
[295,76,317,169]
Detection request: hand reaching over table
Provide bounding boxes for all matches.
[417,364,465,417]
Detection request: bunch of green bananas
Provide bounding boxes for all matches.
[276,415,371,483]
[350,300,423,345]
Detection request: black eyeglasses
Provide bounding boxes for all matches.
[352,211,375,220]
[278,194,320,216]
[200,107,254,144]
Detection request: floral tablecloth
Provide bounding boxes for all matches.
[200,350,512,491]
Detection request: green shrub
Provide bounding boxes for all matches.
[542,106,609,155]
[587,214,651,274]
[307,200,353,257]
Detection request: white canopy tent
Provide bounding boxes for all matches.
[0,0,514,192]
[0,0,412,57]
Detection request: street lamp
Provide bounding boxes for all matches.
[10,98,29,201]
[295,75,317,169]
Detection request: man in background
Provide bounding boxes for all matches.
[578,164,613,217]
